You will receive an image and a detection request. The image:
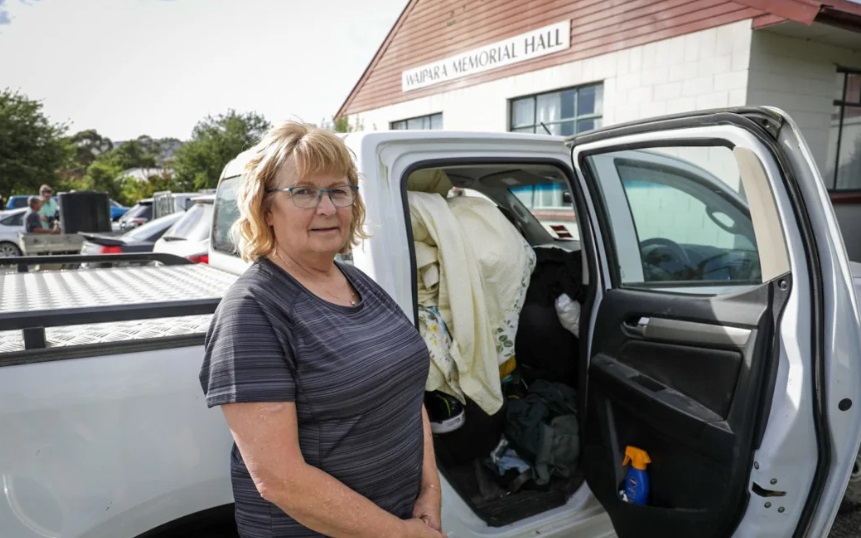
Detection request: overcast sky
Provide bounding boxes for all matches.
[0,0,408,141]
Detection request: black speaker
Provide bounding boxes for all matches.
[58,191,112,234]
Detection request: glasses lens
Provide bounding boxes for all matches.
[291,187,320,208]
[330,186,356,207]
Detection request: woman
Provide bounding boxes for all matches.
[199,121,444,538]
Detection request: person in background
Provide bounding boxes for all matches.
[25,196,59,234]
[38,184,59,229]
[199,121,444,538]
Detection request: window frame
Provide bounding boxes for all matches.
[390,112,443,131]
[508,83,603,135]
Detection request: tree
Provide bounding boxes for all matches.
[117,170,174,206]
[171,110,270,191]
[0,88,70,196]
[62,128,114,180]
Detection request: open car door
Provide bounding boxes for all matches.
[569,108,861,537]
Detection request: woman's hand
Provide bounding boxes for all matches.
[403,518,446,537]
[412,483,442,532]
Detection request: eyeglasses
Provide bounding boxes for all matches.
[266,185,359,209]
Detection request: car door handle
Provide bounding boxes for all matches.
[622,316,751,348]
[622,316,650,337]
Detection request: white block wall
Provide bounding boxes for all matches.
[346,20,753,132]
[747,29,861,176]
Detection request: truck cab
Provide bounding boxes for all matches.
[207,107,861,538]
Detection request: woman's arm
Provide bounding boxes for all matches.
[412,405,443,530]
[222,401,443,538]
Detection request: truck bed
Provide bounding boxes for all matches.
[0,263,237,356]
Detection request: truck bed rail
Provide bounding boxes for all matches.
[0,252,193,273]
[0,258,237,357]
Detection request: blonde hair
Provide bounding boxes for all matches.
[234,121,368,262]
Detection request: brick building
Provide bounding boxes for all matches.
[338,0,861,195]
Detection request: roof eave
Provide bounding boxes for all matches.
[335,0,418,119]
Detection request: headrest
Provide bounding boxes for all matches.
[407,168,453,196]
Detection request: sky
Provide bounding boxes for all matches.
[0,0,408,141]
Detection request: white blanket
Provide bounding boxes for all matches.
[410,192,534,415]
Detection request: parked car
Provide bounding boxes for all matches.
[0,207,26,256]
[152,194,213,263]
[7,194,126,219]
[109,198,128,221]
[117,198,154,231]
[5,195,31,210]
[80,211,183,256]
[5,194,58,210]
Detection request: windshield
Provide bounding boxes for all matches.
[123,212,182,241]
[163,203,212,241]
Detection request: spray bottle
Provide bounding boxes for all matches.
[622,446,652,505]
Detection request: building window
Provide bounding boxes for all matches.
[391,113,442,130]
[827,69,861,190]
[509,84,603,136]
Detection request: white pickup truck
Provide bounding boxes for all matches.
[2,107,860,538]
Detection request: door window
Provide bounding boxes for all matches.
[586,146,765,292]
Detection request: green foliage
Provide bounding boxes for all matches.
[171,110,271,191]
[0,88,70,197]
[117,170,174,206]
[62,128,114,179]
[111,138,158,170]
[67,135,184,205]
[324,115,364,133]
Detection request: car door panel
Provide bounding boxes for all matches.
[583,281,784,537]
[564,110,852,537]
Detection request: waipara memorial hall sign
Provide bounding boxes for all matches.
[401,20,571,92]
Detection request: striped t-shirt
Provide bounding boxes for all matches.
[200,258,430,537]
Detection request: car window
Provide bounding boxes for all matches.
[509,182,579,240]
[122,203,152,220]
[586,146,763,292]
[0,211,24,226]
[213,176,240,255]
[123,212,181,241]
[164,203,212,241]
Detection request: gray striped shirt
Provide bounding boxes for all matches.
[200,258,429,537]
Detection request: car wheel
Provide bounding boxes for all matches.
[841,448,861,512]
[0,241,22,257]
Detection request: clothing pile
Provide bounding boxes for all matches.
[409,191,536,416]
[491,379,580,490]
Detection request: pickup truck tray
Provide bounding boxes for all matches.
[0,263,238,357]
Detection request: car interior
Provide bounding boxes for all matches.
[402,153,774,535]
[405,163,587,526]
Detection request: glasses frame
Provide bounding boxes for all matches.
[266,185,359,209]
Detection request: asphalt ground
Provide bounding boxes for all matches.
[830,503,861,537]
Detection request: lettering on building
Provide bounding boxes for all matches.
[401,20,571,92]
